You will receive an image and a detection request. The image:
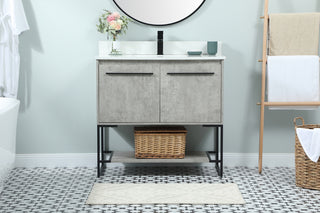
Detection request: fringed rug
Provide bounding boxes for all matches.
[86,183,245,205]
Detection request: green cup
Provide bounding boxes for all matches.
[207,41,218,55]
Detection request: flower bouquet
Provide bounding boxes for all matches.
[97,10,130,54]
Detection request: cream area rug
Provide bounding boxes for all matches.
[86,183,245,205]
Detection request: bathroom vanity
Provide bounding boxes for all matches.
[96,54,225,177]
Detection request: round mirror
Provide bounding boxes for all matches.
[113,0,206,26]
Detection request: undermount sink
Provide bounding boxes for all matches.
[98,41,222,57]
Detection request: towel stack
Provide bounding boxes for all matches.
[267,13,320,110]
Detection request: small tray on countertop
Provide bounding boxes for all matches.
[187,51,202,56]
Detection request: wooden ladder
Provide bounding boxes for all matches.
[258,0,320,173]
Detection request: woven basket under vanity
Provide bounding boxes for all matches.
[134,126,187,159]
[294,117,320,190]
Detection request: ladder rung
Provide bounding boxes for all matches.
[258,57,320,63]
[260,15,269,19]
[257,102,320,106]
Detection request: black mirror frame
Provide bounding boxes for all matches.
[112,0,206,26]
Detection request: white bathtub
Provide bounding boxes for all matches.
[0,98,20,193]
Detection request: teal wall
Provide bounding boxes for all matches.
[17,0,320,154]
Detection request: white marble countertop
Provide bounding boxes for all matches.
[96,54,226,61]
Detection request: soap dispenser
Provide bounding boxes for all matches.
[157,31,163,55]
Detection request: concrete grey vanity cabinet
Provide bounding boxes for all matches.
[98,61,160,123]
[96,55,225,178]
[97,57,224,125]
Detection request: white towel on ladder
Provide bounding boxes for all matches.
[267,55,320,110]
[296,128,320,162]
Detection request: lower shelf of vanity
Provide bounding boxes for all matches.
[104,151,218,163]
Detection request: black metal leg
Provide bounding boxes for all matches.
[101,126,105,175]
[220,125,223,177]
[102,126,105,169]
[204,125,223,178]
[97,125,101,178]
[97,125,116,178]
[215,127,219,172]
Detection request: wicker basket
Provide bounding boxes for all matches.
[294,117,320,190]
[134,126,187,159]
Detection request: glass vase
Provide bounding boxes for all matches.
[110,36,121,55]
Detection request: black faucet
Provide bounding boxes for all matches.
[157,31,163,55]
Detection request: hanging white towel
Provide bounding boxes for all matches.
[0,0,29,98]
[267,55,320,110]
[296,128,320,162]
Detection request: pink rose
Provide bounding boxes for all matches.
[109,20,116,28]
[109,20,121,31]
[112,12,120,19]
[115,23,121,30]
[107,15,115,22]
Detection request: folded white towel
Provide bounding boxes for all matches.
[296,128,320,162]
[267,55,320,110]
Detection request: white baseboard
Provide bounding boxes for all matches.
[15,153,97,168]
[15,153,295,168]
[224,153,294,167]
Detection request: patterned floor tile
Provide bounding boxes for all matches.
[0,166,320,212]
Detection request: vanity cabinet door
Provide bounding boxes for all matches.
[160,61,222,123]
[98,61,160,123]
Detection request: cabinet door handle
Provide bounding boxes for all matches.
[167,72,215,75]
[105,72,153,75]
